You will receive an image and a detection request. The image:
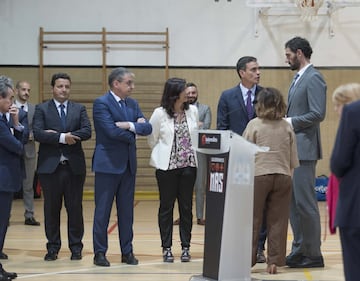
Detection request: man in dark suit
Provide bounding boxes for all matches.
[216,56,267,263]
[216,56,262,135]
[331,97,360,281]
[15,80,40,226]
[0,75,23,280]
[92,67,152,267]
[285,37,326,268]
[33,73,91,261]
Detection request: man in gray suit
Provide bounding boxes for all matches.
[189,83,212,225]
[285,37,326,268]
[173,82,211,226]
[15,81,40,226]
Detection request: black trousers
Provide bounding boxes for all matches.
[156,167,196,249]
[0,191,13,252]
[39,163,85,253]
[339,227,360,281]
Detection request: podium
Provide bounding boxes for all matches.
[190,130,260,281]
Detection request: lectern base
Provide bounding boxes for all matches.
[189,275,270,281]
[189,275,215,281]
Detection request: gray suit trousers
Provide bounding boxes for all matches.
[289,160,322,257]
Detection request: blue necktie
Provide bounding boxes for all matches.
[119,100,128,120]
[2,114,9,129]
[246,90,253,120]
[2,113,8,123]
[59,104,66,130]
[289,73,299,93]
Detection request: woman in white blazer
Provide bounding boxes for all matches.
[148,78,198,263]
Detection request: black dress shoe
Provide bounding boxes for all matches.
[1,269,17,280]
[0,252,8,260]
[197,219,205,225]
[288,255,324,268]
[44,250,58,261]
[285,253,303,267]
[94,252,110,267]
[25,217,40,226]
[0,272,11,281]
[121,252,138,265]
[70,252,82,260]
[256,249,266,263]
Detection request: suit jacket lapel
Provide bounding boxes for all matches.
[50,100,63,130]
[288,72,302,108]
[235,87,247,117]
[65,101,74,130]
[28,104,35,125]
[107,92,128,121]
[288,65,313,108]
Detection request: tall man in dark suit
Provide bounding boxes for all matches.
[0,75,24,280]
[216,56,267,263]
[284,37,326,268]
[92,67,152,267]
[15,80,40,226]
[33,73,91,261]
[331,97,360,281]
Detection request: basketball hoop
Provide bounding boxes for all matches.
[295,0,324,21]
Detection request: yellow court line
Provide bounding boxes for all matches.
[304,268,313,280]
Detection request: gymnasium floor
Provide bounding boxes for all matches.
[3,198,344,280]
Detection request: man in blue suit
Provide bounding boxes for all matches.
[92,67,152,267]
[0,75,25,280]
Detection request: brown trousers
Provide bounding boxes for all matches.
[252,174,292,266]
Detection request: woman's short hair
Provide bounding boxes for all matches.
[255,87,286,120]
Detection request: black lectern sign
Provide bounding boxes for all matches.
[203,153,229,280]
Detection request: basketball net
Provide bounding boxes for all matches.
[295,0,324,21]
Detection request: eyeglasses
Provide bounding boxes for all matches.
[118,80,134,87]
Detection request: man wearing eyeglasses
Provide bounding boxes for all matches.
[92,67,152,267]
[0,75,25,280]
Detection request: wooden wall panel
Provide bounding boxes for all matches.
[1,66,359,192]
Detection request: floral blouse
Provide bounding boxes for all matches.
[168,112,196,170]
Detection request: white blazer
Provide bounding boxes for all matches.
[147,105,199,170]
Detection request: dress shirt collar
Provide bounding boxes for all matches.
[239,83,257,101]
[296,63,312,81]
[110,90,126,103]
[15,100,28,112]
[53,99,68,109]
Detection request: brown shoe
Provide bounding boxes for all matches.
[173,218,180,225]
[197,219,205,225]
